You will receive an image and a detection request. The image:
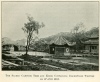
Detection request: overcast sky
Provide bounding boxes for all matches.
[2,2,99,41]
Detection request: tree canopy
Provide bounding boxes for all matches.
[22,16,45,55]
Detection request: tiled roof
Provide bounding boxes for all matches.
[88,34,99,39]
[84,40,99,44]
[49,35,76,46]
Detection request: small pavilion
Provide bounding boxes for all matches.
[49,35,76,56]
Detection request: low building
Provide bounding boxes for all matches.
[83,35,99,55]
[2,44,15,51]
[49,35,76,57]
[2,44,26,51]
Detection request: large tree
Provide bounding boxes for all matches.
[71,22,86,52]
[22,16,45,55]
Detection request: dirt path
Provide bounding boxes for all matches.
[41,64,69,71]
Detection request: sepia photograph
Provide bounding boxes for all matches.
[1,1,99,71]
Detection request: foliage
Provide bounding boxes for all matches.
[22,16,45,55]
[85,27,99,37]
[71,23,86,51]
[31,40,49,52]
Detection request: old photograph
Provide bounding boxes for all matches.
[2,1,99,71]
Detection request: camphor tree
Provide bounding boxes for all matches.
[22,16,45,55]
[71,22,86,52]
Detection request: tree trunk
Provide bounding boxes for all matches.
[26,36,29,55]
[26,46,28,55]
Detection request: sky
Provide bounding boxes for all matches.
[2,2,99,41]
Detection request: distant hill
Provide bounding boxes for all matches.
[2,37,26,46]
[2,37,14,44]
[15,39,26,46]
